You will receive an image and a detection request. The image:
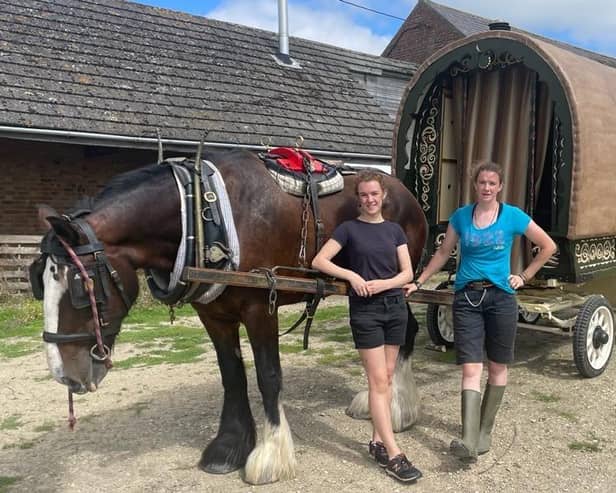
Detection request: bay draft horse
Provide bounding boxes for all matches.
[32,149,427,485]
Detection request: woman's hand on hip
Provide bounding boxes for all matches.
[508,274,524,290]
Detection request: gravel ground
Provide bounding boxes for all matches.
[1,299,615,493]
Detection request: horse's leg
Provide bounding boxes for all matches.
[196,312,257,474]
[346,303,420,432]
[242,302,296,485]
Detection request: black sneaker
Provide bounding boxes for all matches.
[368,440,389,467]
[385,453,423,483]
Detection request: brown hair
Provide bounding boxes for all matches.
[355,170,386,196]
[471,160,504,184]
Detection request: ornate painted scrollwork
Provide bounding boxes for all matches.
[449,55,472,77]
[575,237,616,270]
[552,115,564,209]
[411,83,442,213]
[449,49,523,77]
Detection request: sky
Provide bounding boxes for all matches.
[135,0,616,58]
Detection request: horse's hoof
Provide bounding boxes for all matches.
[346,390,370,420]
[243,410,296,485]
[199,434,253,476]
[198,459,241,475]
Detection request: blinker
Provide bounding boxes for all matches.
[29,255,47,300]
[67,265,106,309]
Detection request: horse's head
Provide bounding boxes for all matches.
[30,206,139,394]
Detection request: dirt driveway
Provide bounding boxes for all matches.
[1,301,615,492]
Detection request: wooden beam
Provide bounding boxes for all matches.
[183,267,348,296]
[182,267,454,305]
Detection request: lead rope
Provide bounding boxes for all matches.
[68,388,76,430]
[57,236,113,429]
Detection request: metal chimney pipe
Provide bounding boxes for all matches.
[278,0,289,56]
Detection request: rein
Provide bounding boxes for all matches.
[56,235,113,430]
[56,236,113,368]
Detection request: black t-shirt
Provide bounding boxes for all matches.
[331,218,407,298]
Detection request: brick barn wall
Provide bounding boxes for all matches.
[0,138,160,235]
[383,2,463,65]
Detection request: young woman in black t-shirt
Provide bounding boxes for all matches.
[312,171,422,483]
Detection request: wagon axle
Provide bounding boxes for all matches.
[593,326,610,348]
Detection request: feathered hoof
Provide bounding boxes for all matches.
[346,357,420,431]
[198,432,253,475]
[390,357,420,432]
[346,390,370,420]
[198,459,241,475]
[243,408,296,485]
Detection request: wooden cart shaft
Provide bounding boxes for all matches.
[182,266,452,305]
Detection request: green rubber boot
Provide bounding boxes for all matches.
[477,384,506,455]
[450,389,481,462]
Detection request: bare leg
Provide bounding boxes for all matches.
[487,360,507,385]
[347,305,420,431]
[461,362,483,391]
[360,345,401,458]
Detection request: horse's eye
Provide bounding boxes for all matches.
[50,265,56,274]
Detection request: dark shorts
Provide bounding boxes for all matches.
[349,294,408,349]
[453,285,518,364]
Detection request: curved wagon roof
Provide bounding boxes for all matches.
[394,29,616,240]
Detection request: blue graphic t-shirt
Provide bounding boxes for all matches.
[450,203,531,294]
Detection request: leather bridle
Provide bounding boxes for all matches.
[31,217,133,361]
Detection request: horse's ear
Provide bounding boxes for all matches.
[47,216,80,246]
[37,205,59,232]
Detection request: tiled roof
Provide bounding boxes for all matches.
[425,0,489,36]
[0,0,415,156]
[426,0,616,69]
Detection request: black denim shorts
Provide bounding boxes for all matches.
[452,285,518,364]
[349,294,407,349]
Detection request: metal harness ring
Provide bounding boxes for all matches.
[90,344,112,362]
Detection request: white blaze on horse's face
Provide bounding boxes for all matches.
[42,257,67,384]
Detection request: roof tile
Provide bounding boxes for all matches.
[1,0,416,156]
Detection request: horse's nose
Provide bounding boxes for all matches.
[61,377,87,394]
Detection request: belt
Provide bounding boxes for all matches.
[466,280,494,290]
[350,294,404,305]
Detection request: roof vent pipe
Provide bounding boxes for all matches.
[278,0,290,57]
[272,0,299,67]
[489,20,511,31]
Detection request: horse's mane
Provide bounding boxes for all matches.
[93,163,169,209]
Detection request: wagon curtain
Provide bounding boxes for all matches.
[450,65,552,272]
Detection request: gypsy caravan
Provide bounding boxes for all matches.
[395,27,616,377]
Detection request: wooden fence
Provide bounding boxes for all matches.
[0,235,41,294]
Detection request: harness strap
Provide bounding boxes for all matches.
[70,219,133,311]
[201,163,221,226]
[303,157,325,253]
[43,326,121,344]
[95,251,133,310]
[277,272,326,350]
[302,277,325,350]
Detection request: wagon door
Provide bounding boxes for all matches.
[397,42,560,277]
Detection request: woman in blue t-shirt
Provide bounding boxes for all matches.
[405,160,556,462]
[312,171,422,483]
